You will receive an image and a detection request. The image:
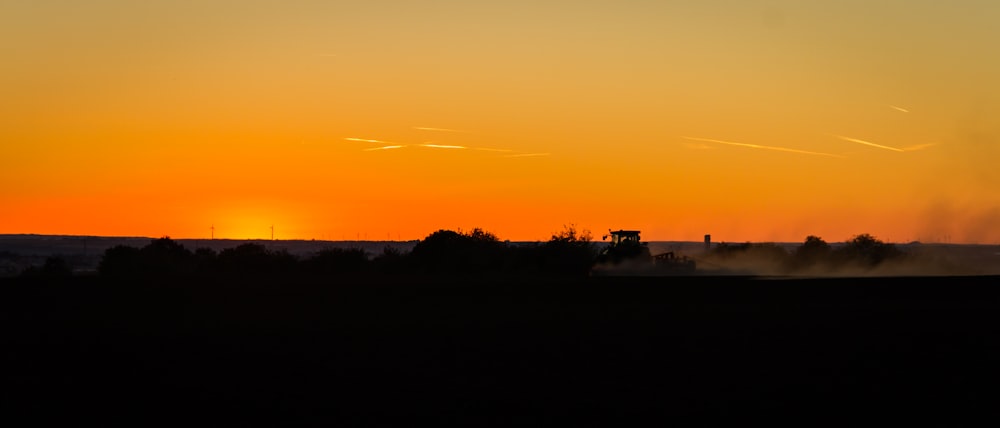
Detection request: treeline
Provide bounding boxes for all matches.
[94,227,599,279]
[704,233,908,274]
[14,229,919,279]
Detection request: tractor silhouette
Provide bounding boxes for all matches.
[594,229,696,275]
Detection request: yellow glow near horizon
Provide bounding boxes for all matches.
[2,1,999,244]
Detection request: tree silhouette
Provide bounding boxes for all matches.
[409,228,506,275]
[139,237,196,276]
[98,245,143,277]
[98,237,195,277]
[788,235,832,271]
[834,233,902,267]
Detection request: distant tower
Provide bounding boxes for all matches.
[704,234,711,252]
[271,225,274,241]
[211,225,215,240]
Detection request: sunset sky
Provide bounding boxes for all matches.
[3,1,998,243]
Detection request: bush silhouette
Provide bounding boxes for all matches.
[216,243,298,276]
[538,225,598,276]
[193,247,219,273]
[21,256,73,277]
[302,247,370,275]
[709,242,789,261]
[373,246,410,275]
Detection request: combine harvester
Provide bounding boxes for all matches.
[591,229,697,276]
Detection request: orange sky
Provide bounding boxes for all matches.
[2,1,999,243]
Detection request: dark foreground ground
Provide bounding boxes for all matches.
[3,274,1000,426]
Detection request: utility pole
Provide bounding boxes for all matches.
[211,225,215,240]
[271,225,274,241]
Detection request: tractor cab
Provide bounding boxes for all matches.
[597,229,652,265]
[605,230,643,247]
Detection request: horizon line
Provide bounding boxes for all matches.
[0,233,987,246]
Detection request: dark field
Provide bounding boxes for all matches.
[3,274,1000,426]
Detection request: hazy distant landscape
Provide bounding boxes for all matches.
[0,234,417,277]
[2,233,997,278]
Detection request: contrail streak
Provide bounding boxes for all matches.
[890,105,910,113]
[681,137,844,158]
[349,136,532,156]
[414,127,467,133]
[419,143,466,149]
[835,135,904,152]
[345,137,393,144]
